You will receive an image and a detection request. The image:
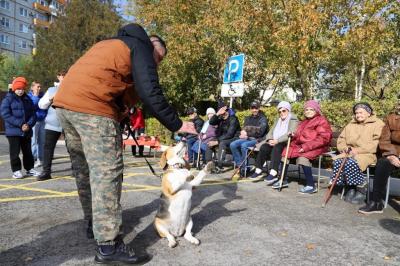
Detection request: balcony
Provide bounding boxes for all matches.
[33,18,50,28]
[33,2,51,14]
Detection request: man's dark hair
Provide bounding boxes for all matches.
[149,34,167,56]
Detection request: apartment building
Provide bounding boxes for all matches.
[0,0,69,57]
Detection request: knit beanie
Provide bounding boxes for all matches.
[12,77,27,91]
[304,100,321,114]
[217,99,227,112]
[353,102,373,115]
[206,107,216,115]
[277,101,292,112]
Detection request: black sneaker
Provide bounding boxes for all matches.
[350,191,366,205]
[87,220,94,239]
[358,201,384,215]
[37,172,52,181]
[344,188,356,202]
[249,172,263,180]
[95,241,150,264]
[264,174,278,185]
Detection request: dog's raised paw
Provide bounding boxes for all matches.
[168,240,178,248]
[203,162,214,173]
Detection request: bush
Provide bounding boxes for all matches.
[145,99,398,144]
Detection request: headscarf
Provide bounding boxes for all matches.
[273,101,292,140]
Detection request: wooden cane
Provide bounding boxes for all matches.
[321,156,348,208]
[231,146,256,181]
[278,136,292,192]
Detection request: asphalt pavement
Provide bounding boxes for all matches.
[0,135,399,266]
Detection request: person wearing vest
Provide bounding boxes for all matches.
[52,24,196,264]
[36,71,66,181]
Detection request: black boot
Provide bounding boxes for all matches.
[87,220,94,239]
[350,188,367,204]
[358,201,384,214]
[37,171,52,181]
[95,240,150,264]
[344,188,356,202]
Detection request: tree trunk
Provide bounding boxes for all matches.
[355,55,365,101]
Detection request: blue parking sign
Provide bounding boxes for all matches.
[223,54,245,83]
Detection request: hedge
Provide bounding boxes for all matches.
[145,99,398,145]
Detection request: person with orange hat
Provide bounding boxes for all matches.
[0,77,40,179]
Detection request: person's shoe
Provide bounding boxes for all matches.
[344,188,356,202]
[86,220,94,239]
[264,174,279,185]
[299,186,317,194]
[34,160,42,168]
[350,191,366,205]
[12,170,24,179]
[26,169,40,177]
[37,172,52,181]
[272,180,289,189]
[94,241,150,264]
[358,201,384,215]
[214,166,223,174]
[249,172,263,180]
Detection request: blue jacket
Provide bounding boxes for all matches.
[27,91,47,121]
[0,92,37,137]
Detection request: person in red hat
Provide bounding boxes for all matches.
[0,77,40,179]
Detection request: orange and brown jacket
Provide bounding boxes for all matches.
[53,24,182,132]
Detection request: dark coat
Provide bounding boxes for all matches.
[243,111,269,142]
[209,114,241,141]
[186,115,204,140]
[1,92,36,137]
[379,112,400,157]
[282,114,332,160]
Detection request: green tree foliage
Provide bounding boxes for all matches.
[0,55,32,91]
[29,0,122,88]
[129,0,399,110]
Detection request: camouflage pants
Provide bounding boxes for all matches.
[56,108,123,243]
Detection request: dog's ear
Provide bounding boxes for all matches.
[159,150,168,170]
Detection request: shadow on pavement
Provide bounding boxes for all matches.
[379,218,400,235]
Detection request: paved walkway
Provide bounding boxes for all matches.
[0,135,399,265]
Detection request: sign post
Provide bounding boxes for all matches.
[222,54,245,108]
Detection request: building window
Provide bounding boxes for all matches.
[0,17,10,28]
[19,23,29,33]
[37,0,47,6]
[18,40,28,49]
[20,8,28,17]
[0,0,10,10]
[0,34,10,44]
[37,13,48,21]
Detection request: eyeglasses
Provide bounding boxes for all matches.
[250,106,259,110]
[278,109,288,113]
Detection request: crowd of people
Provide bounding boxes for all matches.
[185,97,400,215]
[0,22,399,265]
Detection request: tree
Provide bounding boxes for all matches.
[28,0,122,88]
[0,55,32,91]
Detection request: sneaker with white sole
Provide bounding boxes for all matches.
[264,174,279,185]
[34,160,42,168]
[299,186,317,194]
[26,169,40,177]
[12,170,24,179]
[272,180,289,189]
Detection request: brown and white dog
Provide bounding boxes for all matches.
[154,141,213,248]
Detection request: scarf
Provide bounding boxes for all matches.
[273,113,291,140]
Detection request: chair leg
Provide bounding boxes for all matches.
[366,167,370,203]
[317,155,322,192]
[340,187,346,199]
[385,176,391,209]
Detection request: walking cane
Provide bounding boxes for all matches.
[196,136,202,169]
[278,136,292,192]
[230,146,256,181]
[322,152,350,208]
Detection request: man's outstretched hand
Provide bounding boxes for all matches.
[178,121,197,135]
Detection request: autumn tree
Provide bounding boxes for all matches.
[28,0,122,88]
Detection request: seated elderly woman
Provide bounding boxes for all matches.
[272,100,332,194]
[249,101,298,181]
[359,98,400,214]
[331,102,385,204]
